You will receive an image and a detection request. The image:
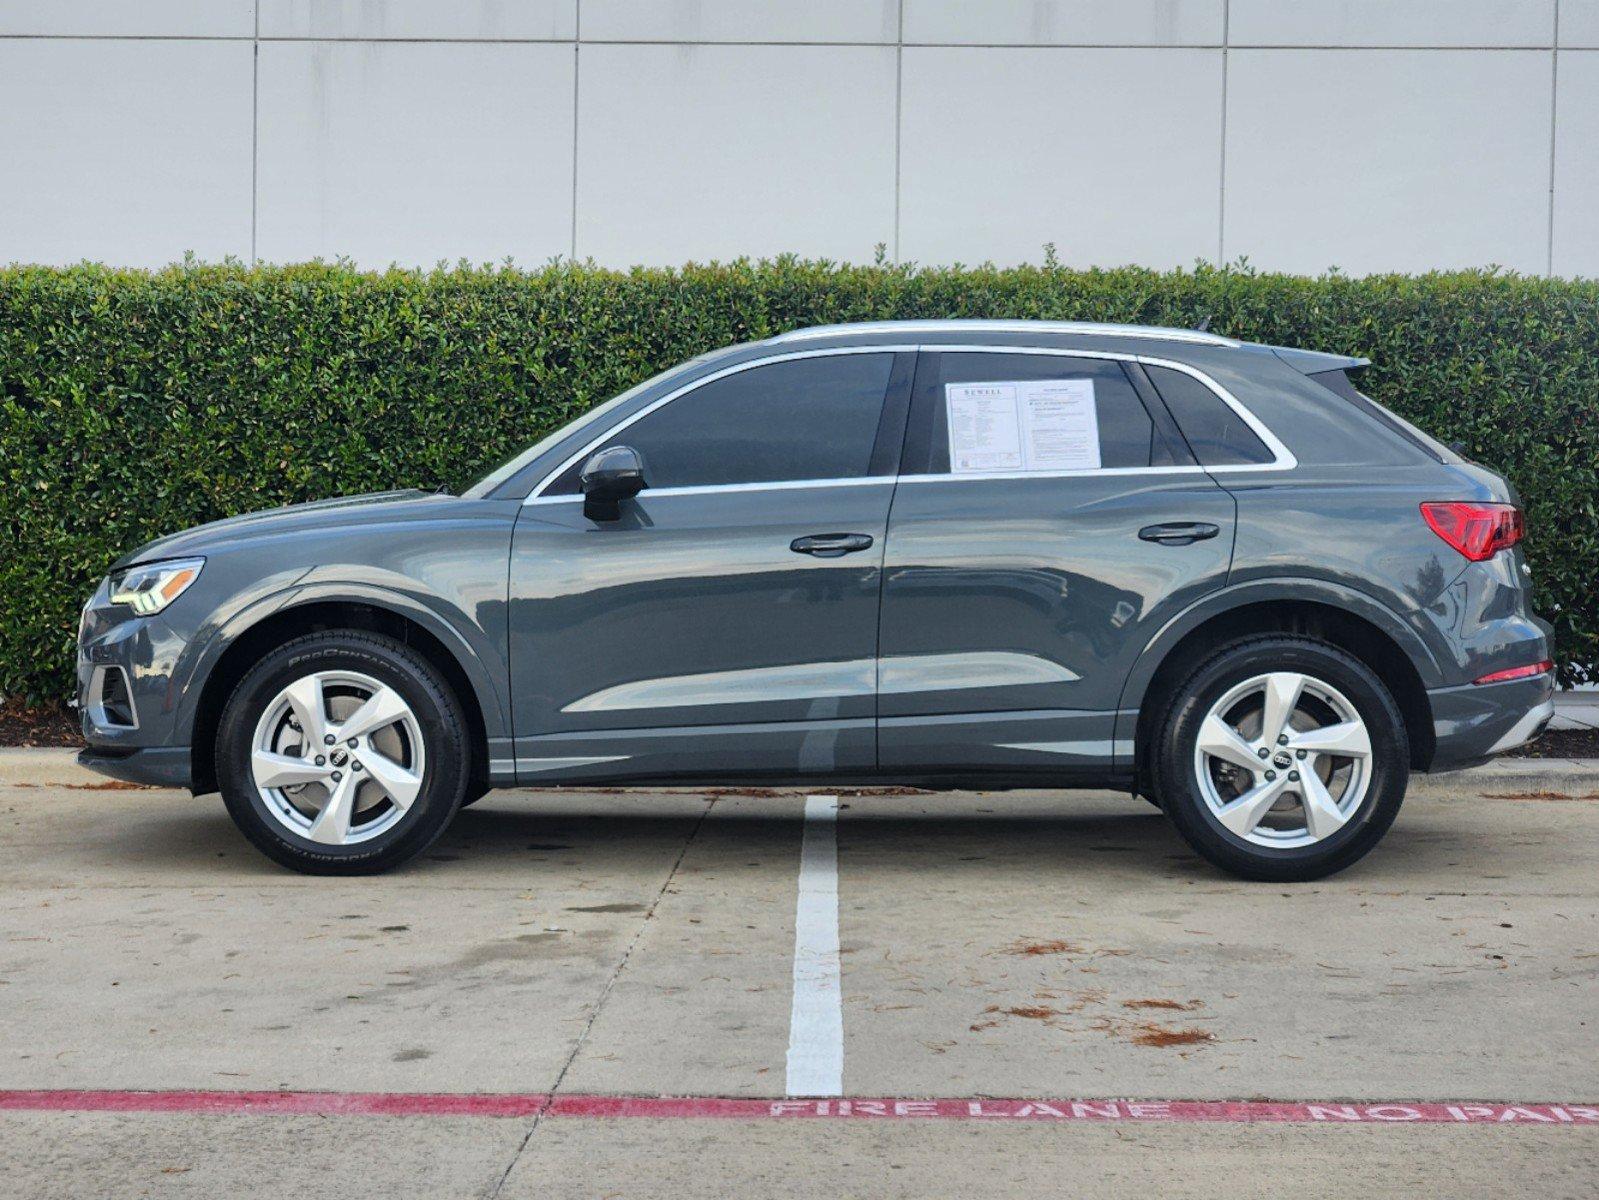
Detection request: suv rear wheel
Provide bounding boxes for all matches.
[216,630,468,874]
[1152,636,1409,881]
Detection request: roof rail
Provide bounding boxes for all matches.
[769,319,1240,348]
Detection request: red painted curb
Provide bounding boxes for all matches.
[1,1091,1596,1125]
[0,1090,549,1118]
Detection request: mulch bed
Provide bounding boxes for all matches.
[0,700,81,748]
[2,701,1595,757]
[1505,726,1599,759]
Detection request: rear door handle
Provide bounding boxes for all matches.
[791,532,875,558]
[1138,522,1220,546]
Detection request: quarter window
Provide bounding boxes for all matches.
[1145,365,1275,466]
[547,353,895,493]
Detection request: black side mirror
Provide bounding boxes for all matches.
[581,445,646,521]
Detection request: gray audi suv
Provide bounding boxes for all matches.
[76,320,1554,880]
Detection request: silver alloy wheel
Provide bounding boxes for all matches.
[1192,671,1372,849]
[249,670,426,846]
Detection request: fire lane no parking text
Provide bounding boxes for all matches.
[0,1091,1594,1126]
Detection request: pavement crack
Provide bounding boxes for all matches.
[484,794,717,1199]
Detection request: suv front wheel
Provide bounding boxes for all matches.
[216,630,469,874]
[1152,636,1409,881]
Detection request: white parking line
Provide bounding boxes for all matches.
[786,794,843,1097]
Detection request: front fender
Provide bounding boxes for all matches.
[171,575,510,746]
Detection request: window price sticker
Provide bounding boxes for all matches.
[945,379,1100,474]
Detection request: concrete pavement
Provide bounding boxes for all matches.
[1,750,1594,1197]
[3,1113,1594,1200]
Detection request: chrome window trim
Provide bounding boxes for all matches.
[523,344,917,504]
[899,344,1296,478]
[895,466,1212,484]
[524,475,894,506]
[770,319,1241,349]
[521,341,1292,505]
[1134,355,1296,473]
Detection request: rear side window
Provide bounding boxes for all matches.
[546,353,895,493]
[1145,365,1276,466]
[909,354,1178,474]
[1308,369,1460,465]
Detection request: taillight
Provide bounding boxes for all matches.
[1420,501,1523,562]
[1474,660,1553,685]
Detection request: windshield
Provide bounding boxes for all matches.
[463,356,711,499]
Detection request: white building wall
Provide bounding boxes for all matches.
[1,0,1594,276]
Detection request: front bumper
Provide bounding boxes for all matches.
[1425,671,1556,772]
[76,577,197,784]
[78,745,194,789]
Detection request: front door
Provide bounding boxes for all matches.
[877,348,1237,778]
[509,349,913,784]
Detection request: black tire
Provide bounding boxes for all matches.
[216,630,469,874]
[1151,635,1409,882]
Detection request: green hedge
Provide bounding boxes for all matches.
[2,259,1596,701]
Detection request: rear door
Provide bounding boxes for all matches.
[509,348,913,784]
[877,348,1236,777]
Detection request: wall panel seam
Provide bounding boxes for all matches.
[1218,0,1230,266]
[571,0,581,260]
[893,0,903,262]
[1547,0,1560,275]
[250,0,259,264]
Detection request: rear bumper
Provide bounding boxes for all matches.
[1424,671,1556,772]
[78,745,193,789]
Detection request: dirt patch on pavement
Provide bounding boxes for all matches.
[1126,1023,1215,1048]
[1004,938,1088,956]
[978,993,1219,1050]
[1121,998,1204,1012]
[6,779,153,790]
[1484,791,1599,800]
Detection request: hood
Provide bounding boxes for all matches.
[114,489,451,569]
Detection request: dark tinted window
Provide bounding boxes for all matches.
[914,354,1167,473]
[1308,369,1458,464]
[1146,365,1275,466]
[549,353,894,492]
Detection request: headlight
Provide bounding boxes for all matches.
[108,558,205,616]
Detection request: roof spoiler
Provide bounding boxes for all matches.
[1270,346,1371,375]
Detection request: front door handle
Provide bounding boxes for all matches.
[1138,522,1220,546]
[791,532,875,558]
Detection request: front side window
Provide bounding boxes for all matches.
[546,353,895,494]
[906,353,1176,475]
[464,356,710,499]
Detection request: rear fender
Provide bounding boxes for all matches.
[1113,577,1447,766]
